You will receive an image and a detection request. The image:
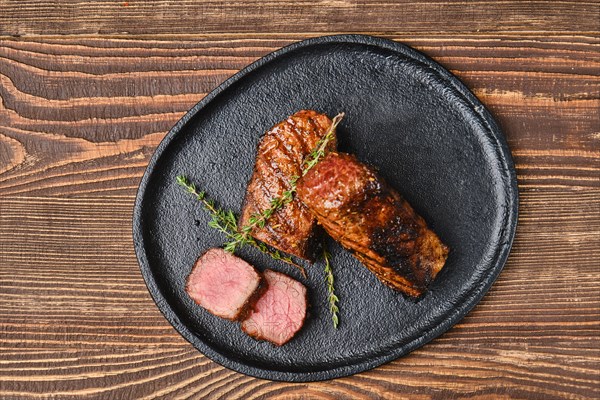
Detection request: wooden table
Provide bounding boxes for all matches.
[1,1,598,399]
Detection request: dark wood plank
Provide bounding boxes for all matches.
[1,1,599,37]
[0,193,598,399]
[0,35,597,197]
[0,34,599,399]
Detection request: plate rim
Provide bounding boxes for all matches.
[132,34,519,382]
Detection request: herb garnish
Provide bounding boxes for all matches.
[323,248,340,328]
[177,112,345,327]
[301,112,344,175]
[226,113,345,252]
[176,175,303,273]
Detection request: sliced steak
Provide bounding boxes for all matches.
[241,269,308,346]
[296,152,449,297]
[185,248,264,321]
[239,110,336,261]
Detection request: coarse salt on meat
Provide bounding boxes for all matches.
[185,248,263,321]
[241,269,307,346]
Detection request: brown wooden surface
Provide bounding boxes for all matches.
[1,1,599,399]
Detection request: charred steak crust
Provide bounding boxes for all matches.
[296,152,449,297]
[239,110,336,261]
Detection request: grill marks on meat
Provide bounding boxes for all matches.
[242,269,308,346]
[185,112,449,348]
[186,249,308,345]
[296,152,449,297]
[239,110,336,261]
[185,248,264,321]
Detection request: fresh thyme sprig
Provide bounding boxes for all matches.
[176,176,238,237]
[225,113,344,327]
[301,112,344,175]
[323,248,340,329]
[228,113,345,251]
[178,112,345,328]
[176,175,304,273]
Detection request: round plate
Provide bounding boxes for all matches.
[133,34,518,382]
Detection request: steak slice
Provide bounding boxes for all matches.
[241,269,308,346]
[185,248,264,321]
[239,110,336,261]
[296,152,449,297]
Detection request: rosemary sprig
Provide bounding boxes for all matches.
[229,113,345,250]
[323,249,340,329]
[176,175,304,273]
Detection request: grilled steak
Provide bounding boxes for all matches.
[241,269,308,346]
[239,110,336,261]
[296,152,449,297]
[185,248,264,320]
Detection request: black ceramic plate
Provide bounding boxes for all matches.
[133,34,518,382]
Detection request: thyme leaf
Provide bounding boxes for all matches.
[301,112,344,175]
[229,113,345,252]
[323,248,340,328]
[176,175,304,273]
[177,112,345,328]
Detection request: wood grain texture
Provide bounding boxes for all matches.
[1,1,599,37]
[0,15,599,400]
